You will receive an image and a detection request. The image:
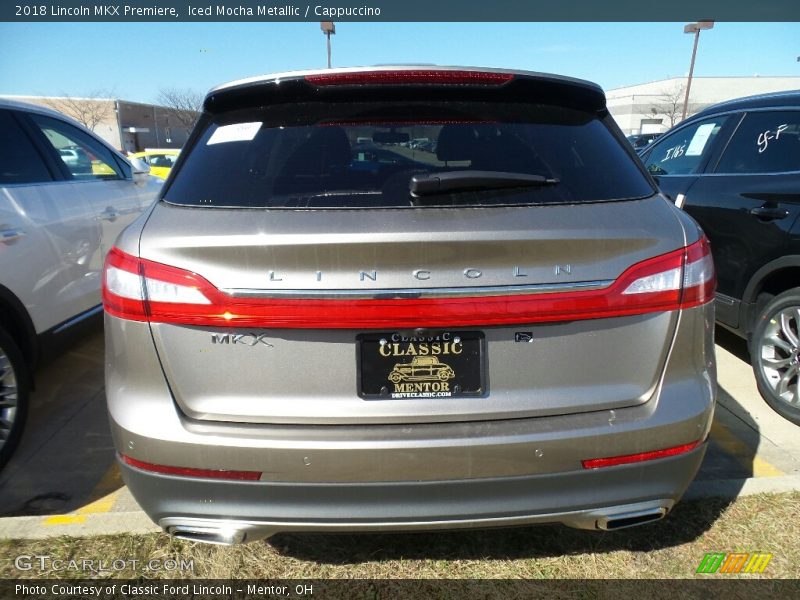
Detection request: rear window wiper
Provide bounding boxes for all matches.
[409,170,559,197]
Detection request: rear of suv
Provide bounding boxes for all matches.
[639,91,800,425]
[104,67,717,544]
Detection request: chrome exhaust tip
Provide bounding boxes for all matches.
[597,506,667,530]
[563,500,674,531]
[161,518,277,545]
[167,524,246,545]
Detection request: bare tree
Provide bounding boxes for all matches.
[43,89,115,131]
[157,87,203,132]
[650,84,686,129]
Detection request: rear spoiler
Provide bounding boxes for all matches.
[204,67,607,114]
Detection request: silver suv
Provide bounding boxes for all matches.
[0,99,159,469]
[104,67,717,545]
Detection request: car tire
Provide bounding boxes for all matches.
[0,326,29,470]
[751,288,800,426]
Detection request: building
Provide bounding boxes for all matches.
[0,95,196,153]
[607,76,800,135]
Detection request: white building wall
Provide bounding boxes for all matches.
[606,77,800,135]
[1,95,122,149]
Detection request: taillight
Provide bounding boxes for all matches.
[103,247,213,322]
[305,70,514,87]
[620,234,714,309]
[102,237,714,329]
[680,235,716,307]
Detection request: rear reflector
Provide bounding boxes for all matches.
[582,440,702,469]
[103,237,714,329]
[305,70,514,87]
[120,454,261,481]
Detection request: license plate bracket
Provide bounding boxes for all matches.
[357,331,486,400]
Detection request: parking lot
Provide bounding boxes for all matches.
[0,324,799,541]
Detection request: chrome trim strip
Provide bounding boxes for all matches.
[52,305,103,334]
[714,293,737,306]
[221,280,613,300]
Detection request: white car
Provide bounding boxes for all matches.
[0,98,162,469]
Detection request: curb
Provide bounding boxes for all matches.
[0,510,159,541]
[685,473,800,500]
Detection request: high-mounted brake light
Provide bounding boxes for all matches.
[305,70,515,87]
[102,237,714,329]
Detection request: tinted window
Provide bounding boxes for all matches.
[0,109,53,185]
[150,154,177,167]
[644,117,728,176]
[715,110,800,174]
[164,102,653,208]
[29,114,122,181]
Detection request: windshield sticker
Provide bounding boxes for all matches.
[207,122,262,145]
[757,124,789,153]
[685,123,717,156]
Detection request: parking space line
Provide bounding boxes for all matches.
[710,421,785,478]
[84,462,123,504]
[43,515,86,526]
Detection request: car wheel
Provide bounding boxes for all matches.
[389,372,402,384]
[751,288,800,426]
[0,326,29,470]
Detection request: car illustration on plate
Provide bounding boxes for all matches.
[388,356,456,383]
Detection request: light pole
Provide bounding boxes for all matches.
[681,21,714,121]
[320,21,335,68]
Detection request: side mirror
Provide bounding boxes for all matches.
[130,157,151,185]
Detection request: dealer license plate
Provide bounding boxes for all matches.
[357,331,486,399]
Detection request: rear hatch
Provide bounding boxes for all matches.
[123,68,693,424]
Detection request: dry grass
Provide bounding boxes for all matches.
[1,492,799,580]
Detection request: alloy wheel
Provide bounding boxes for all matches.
[759,306,800,407]
[0,346,18,451]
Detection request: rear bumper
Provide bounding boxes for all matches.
[119,445,704,542]
[106,300,716,540]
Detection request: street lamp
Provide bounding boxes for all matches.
[681,21,714,121]
[320,21,335,69]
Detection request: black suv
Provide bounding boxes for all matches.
[626,132,661,151]
[640,90,800,425]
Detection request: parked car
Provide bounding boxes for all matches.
[626,133,662,151]
[129,149,180,180]
[639,90,800,425]
[0,98,161,469]
[104,66,716,545]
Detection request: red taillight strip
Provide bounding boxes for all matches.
[305,70,515,87]
[102,238,714,329]
[680,235,715,308]
[120,454,261,481]
[581,440,702,469]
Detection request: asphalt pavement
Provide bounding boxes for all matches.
[0,323,798,540]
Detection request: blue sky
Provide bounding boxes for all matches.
[1,22,798,102]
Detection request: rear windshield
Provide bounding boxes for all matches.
[163,102,653,208]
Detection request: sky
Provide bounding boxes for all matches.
[1,22,798,103]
